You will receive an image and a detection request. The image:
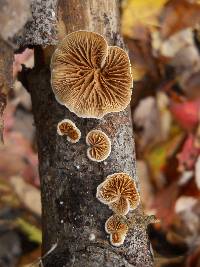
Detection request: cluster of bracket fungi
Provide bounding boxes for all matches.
[97,173,140,246]
[51,31,140,246]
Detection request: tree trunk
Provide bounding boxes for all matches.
[22,0,153,266]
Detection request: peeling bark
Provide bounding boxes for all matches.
[21,0,154,266]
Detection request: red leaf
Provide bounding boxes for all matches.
[170,99,200,131]
[177,134,200,171]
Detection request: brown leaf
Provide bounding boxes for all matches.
[0,130,39,187]
[9,176,41,216]
[160,0,200,38]
[137,160,154,211]
[186,246,200,267]
[182,72,200,100]
[152,183,179,227]
[125,36,160,81]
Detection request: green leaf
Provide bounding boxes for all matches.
[16,218,42,244]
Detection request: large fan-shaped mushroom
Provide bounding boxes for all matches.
[51,31,132,118]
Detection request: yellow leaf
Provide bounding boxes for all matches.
[16,218,42,244]
[131,66,146,81]
[122,0,168,38]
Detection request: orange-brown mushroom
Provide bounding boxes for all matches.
[57,119,81,143]
[51,31,132,118]
[86,130,111,162]
[96,173,140,215]
[105,215,128,247]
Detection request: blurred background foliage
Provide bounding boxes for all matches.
[0,0,200,266]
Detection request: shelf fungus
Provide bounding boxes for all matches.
[57,119,81,143]
[96,173,140,215]
[86,130,111,162]
[51,31,133,118]
[105,215,128,247]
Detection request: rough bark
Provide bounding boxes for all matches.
[21,0,154,266]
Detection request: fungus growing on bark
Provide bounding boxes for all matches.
[86,130,111,162]
[57,119,81,143]
[105,215,128,247]
[51,31,133,118]
[96,173,140,215]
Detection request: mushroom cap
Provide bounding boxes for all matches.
[96,172,140,215]
[110,232,126,247]
[86,129,111,162]
[57,119,81,143]
[51,31,133,118]
[109,197,130,216]
[105,215,128,247]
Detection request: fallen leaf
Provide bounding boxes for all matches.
[175,196,198,214]
[16,218,42,244]
[0,130,39,187]
[195,156,200,190]
[170,99,200,131]
[125,35,160,81]
[9,176,41,216]
[122,0,168,38]
[181,72,200,100]
[160,0,200,38]
[158,28,195,58]
[152,183,179,227]
[17,247,41,267]
[178,170,194,186]
[14,80,32,111]
[137,160,154,211]
[146,131,182,187]
[134,96,162,150]
[157,92,172,141]
[194,123,200,149]
[186,246,200,267]
[177,134,200,171]
[154,255,184,267]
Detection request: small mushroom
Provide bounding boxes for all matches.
[57,119,81,143]
[105,215,128,247]
[51,31,132,118]
[96,173,140,215]
[86,130,111,162]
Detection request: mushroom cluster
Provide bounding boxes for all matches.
[52,31,136,247]
[105,215,128,247]
[57,119,81,143]
[86,130,111,162]
[51,31,133,118]
[96,172,140,216]
[97,172,140,247]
